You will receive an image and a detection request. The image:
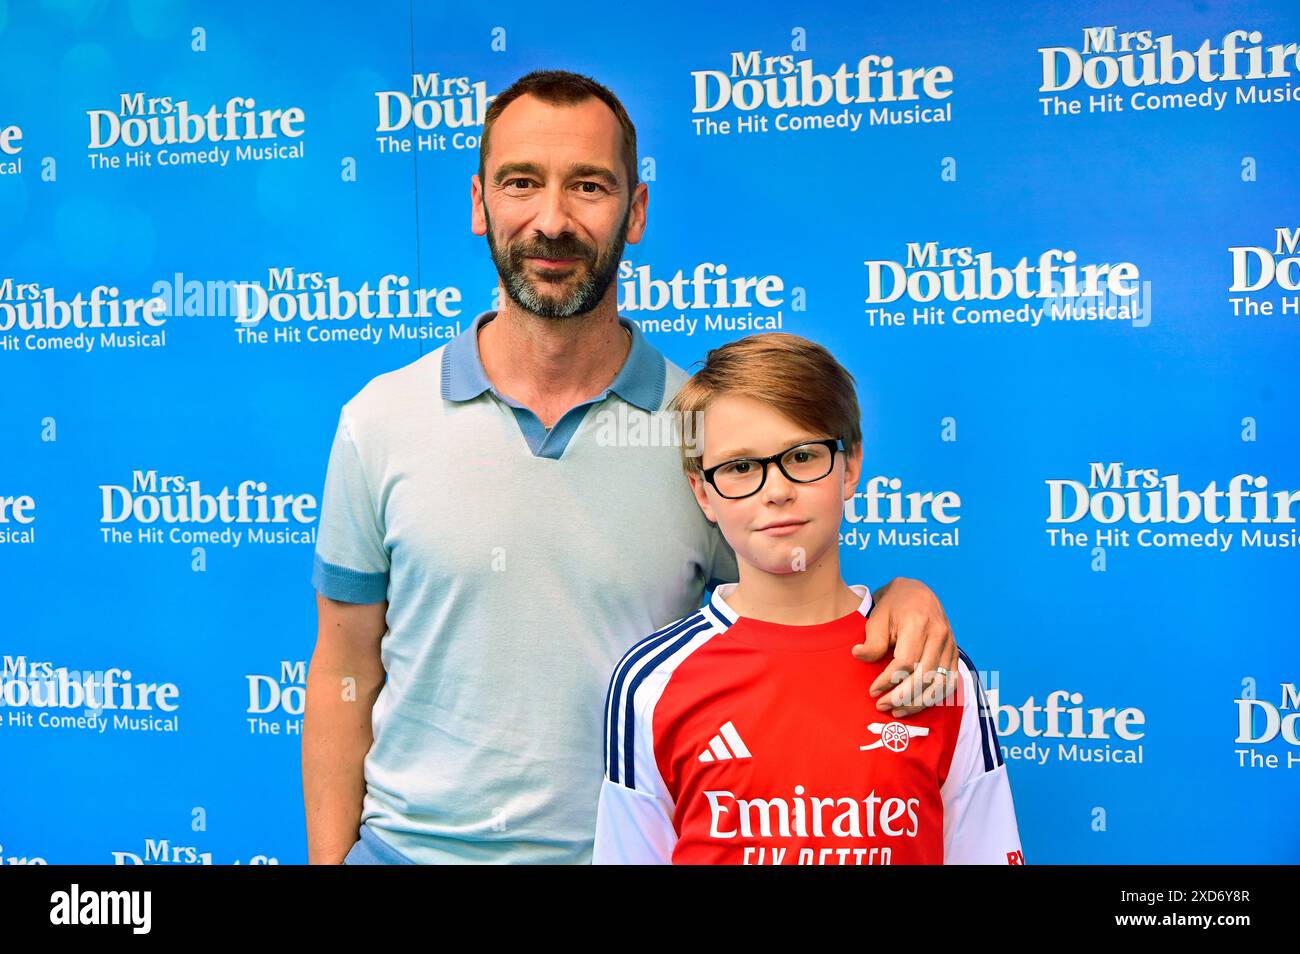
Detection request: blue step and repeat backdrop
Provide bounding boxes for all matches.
[1,0,1297,865]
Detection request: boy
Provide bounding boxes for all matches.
[593,333,1024,865]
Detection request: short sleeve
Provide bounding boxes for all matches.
[940,652,1025,864]
[311,409,390,604]
[594,641,680,864]
[592,778,677,865]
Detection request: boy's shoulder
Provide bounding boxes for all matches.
[611,605,719,679]
[604,604,735,717]
[604,605,726,786]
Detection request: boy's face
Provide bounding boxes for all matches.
[687,393,862,576]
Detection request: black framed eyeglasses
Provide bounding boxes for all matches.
[700,438,846,500]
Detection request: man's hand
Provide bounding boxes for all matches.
[852,577,958,716]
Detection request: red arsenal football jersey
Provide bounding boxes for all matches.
[594,583,1024,865]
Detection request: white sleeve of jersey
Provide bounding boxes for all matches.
[940,652,1026,865]
[593,778,677,864]
[594,641,683,865]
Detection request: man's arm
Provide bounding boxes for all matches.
[304,406,392,863]
[854,577,960,716]
[302,594,387,864]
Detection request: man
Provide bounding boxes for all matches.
[302,70,960,865]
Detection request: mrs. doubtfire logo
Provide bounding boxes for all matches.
[245,660,306,738]
[864,242,1149,331]
[1039,27,1300,117]
[231,267,464,347]
[0,123,22,176]
[0,494,36,545]
[98,470,318,549]
[1044,462,1300,554]
[617,260,795,337]
[0,280,168,355]
[111,840,278,865]
[114,842,282,868]
[1228,227,1300,320]
[691,50,954,137]
[1235,683,1299,771]
[1,656,180,734]
[0,841,45,864]
[86,92,306,172]
[992,685,1147,766]
[374,72,493,155]
[840,475,962,550]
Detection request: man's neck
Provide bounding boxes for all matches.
[478,296,632,428]
[725,556,861,627]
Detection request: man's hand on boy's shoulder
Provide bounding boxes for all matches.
[853,577,959,717]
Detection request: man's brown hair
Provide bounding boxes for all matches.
[669,332,863,476]
[479,70,639,193]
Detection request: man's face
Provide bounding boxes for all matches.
[687,394,862,577]
[471,94,647,319]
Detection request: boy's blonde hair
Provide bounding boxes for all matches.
[669,332,862,476]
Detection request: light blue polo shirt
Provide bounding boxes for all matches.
[311,309,739,864]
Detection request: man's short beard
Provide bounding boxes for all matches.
[484,201,630,320]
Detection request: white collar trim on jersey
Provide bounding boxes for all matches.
[708,582,873,627]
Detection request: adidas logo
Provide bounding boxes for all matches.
[698,721,752,763]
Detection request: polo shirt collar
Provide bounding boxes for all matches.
[441,309,665,412]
